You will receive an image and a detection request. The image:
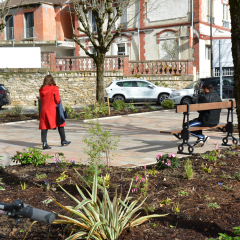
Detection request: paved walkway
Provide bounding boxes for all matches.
[0,109,238,167]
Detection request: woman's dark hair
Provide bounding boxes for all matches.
[41,75,56,88]
[202,83,214,91]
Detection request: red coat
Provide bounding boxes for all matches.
[39,85,66,130]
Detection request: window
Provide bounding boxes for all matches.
[205,45,211,60]
[118,44,125,55]
[223,4,226,20]
[116,82,123,87]
[121,81,137,87]
[89,10,97,33]
[25,12,34,38]
[137,81,149,87]
[90,47,97,55]
[5,15,14,40]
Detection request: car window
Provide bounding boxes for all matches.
[0,86,5,90]
[222,77,232,86]
[137,81,149,87]
[122,81,137,87]
[207,79,219,86]
[116,82,123,87]
[184,81,198,89]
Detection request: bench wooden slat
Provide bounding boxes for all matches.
[176,101,236,113]
[160,124,226,135]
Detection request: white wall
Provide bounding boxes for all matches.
[199,39,211,78]
[0,47,41,68]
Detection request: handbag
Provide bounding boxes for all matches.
[64,110,69,119]
[56,102,65,125]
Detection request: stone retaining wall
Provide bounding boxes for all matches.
[0,68,194,106]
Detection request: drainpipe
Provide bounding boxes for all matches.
[138,0,140,60]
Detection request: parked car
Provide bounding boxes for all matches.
[168,81,198,105]
[105,79,174,104]
[193,76,234,103]
[0,84,10,109]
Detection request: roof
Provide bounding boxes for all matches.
[1,0,67,8]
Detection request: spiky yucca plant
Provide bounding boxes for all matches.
[53,167,167,240]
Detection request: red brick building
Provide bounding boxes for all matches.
[0,0,75,56]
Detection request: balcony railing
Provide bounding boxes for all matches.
[26,27,34,38]
[6,27,14,40]
[223,20,229,29]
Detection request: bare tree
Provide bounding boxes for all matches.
[71,0,162,103]
[0,0,12,34]
[161,39,178,60]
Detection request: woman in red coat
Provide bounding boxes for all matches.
[39,75,71,150]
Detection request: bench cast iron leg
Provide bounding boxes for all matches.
[177,128,194,155]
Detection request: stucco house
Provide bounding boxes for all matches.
[0,0,75,56]
[74,0,231,78]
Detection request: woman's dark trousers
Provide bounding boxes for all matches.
[41,127,66,143]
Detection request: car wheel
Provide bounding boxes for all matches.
[0,106,2,110]
[113,95,125,102]
[181,97,192,105]
[158,93,169,105]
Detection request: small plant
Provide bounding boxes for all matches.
[11,148,51,166]
[132,165,149,195]
[93,102,108,116]
[208,202,220,209]
[0,178,5,190]
[155,82,159,86]
[53,166,167,240]
[152,223,157,228]
[147,166,159,176]
[160,197,172,206]
[134,108,138,113]
[222,184,235,191]
[36,174,47,179]
[235,172,240,182]
[20,182,28,190]
[112,100,126,110]
[42,198,54,206]
[161,82,168,87]
[184,159,194,180]
[75,112,81,119]
[11,104,23,116]
[151,106,157,110]
[83,120,120,168]
[52,152,75,169]
[103,173,110,188]
[156,153,180,169]
[161,99,174,109]
[65,104,75,118]
[20,229,24,233]
[56,171,69,183]
[82,105,93,119]
[178,190,189,196]
[173,202,180,214]
[209,226,240,240]
[34,180,57,192]
[126,102,135,110]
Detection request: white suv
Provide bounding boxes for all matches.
[105,79,174,104]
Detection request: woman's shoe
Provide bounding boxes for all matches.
[43,142,51,150]
[61,139,71,146]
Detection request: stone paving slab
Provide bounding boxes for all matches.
[0,109,238,167]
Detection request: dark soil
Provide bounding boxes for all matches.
[0,113,38,123]
[1,146,240,239]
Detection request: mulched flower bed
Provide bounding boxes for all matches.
[0,113,38,124]
[1,145,240,239]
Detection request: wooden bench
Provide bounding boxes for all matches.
[160,100,238,154]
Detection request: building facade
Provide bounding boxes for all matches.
[75,0,231,78]
[0,0,75,56]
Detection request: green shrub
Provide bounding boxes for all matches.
[155,82,159,86]
[11,104,23,116]
[93,102,108,115]
[11,148,51,166]
[112,100,126,110]
[65,104,75,118]
[161,99,174,109]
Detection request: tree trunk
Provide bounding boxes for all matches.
[96,53,105,103]
[229,1,240,139]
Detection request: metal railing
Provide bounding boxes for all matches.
[222,20,230,29]
[26,27,34,38]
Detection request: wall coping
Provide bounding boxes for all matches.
[0,68,50,73]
